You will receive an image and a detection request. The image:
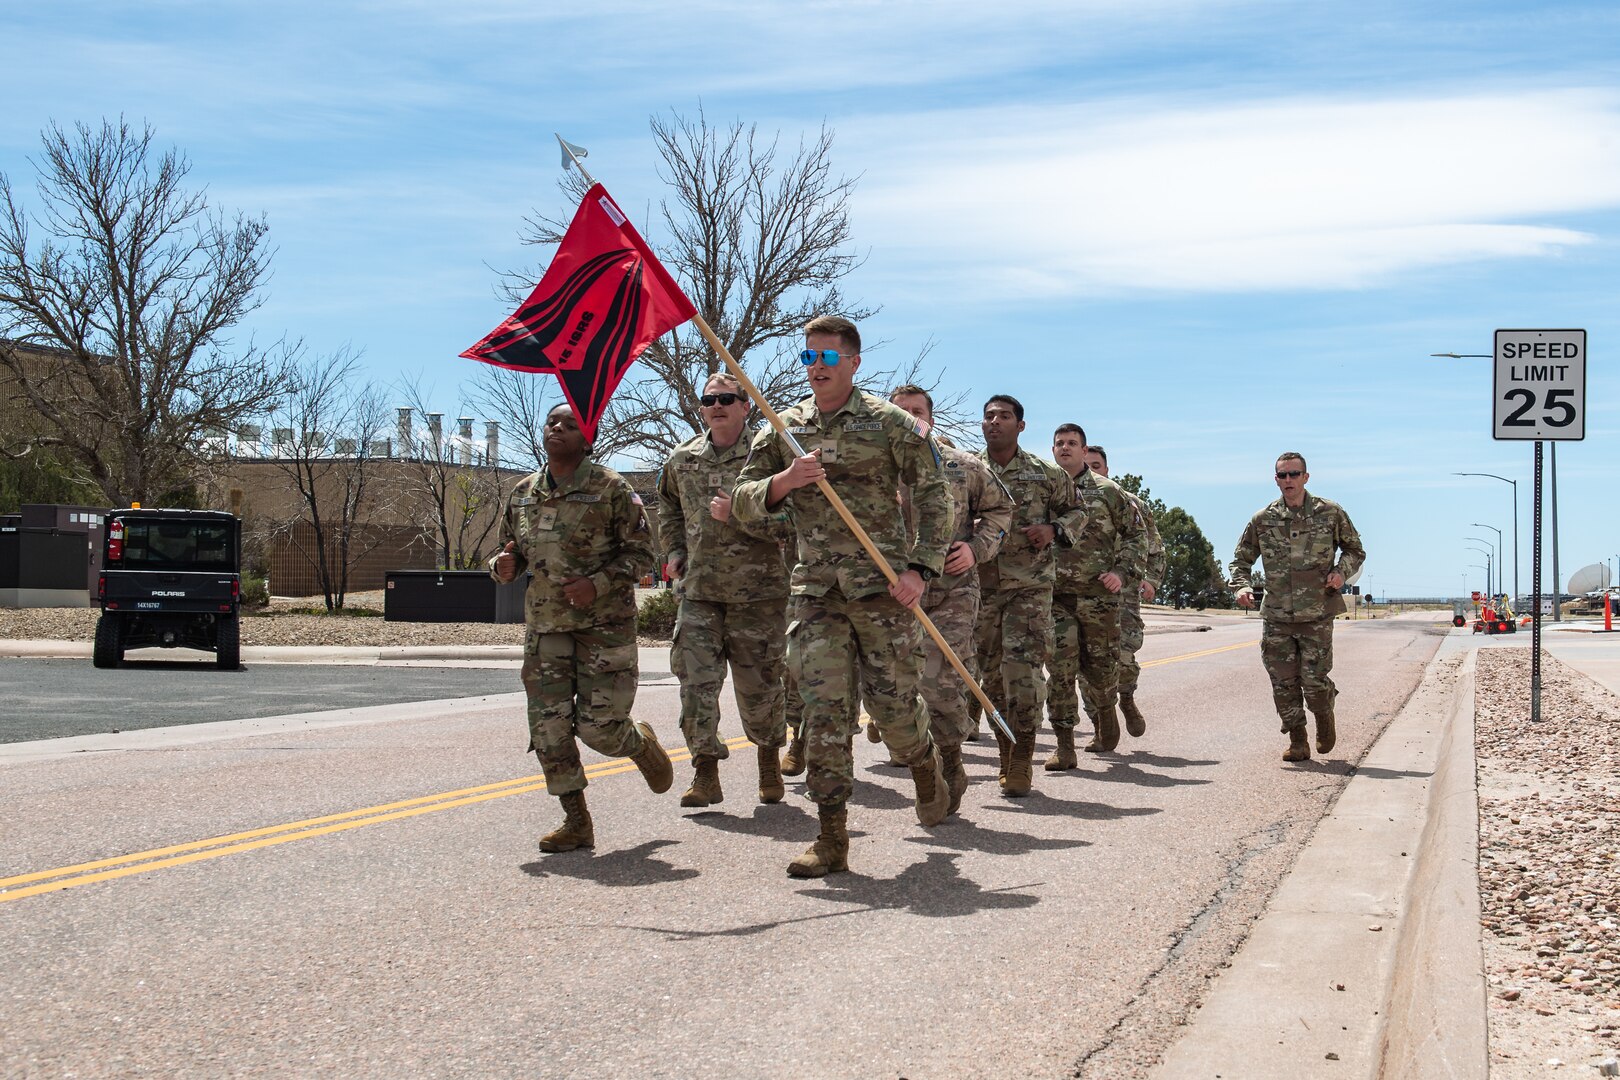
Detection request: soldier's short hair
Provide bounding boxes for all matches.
[985,394,1024,421]
[1054,422,1087,444]
[704,371,743,394]
[889,383,933,410]
[1087,444,1108,464]
[804,315,861,354]
[1277,451,1307,471]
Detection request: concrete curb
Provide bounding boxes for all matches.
[0,640,524,663]
[1151,637,1482,1078]
[1378,647,1486,1078]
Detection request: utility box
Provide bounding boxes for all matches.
[0,522,93,608]
[494,574,529,624]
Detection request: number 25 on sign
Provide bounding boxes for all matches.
[1493,329,1586,441]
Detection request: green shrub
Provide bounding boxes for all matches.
[637,588,678,637]
[240,573,270,609]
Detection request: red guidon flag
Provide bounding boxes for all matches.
[461,183,696,441]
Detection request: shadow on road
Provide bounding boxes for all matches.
[680,803,816,839]
[1078,757,1217,788]
[519,838,700,887]
[980,786,1161,821]
[1343,764,1433,781]
[904,815,1090,856]
[617,851,1042,940]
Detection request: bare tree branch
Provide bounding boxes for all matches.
[0,118,286,505]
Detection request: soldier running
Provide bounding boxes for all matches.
[491,404,674,852]
[733,316,954,877]
[658,371,796,808]
[1229,452,1366,762]
[1048,425,1145,761]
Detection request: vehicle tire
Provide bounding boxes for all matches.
[216,614,240,670]
[92,614,123,669]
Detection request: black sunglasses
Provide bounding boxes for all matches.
[1275,469,1304,479]
[700,392,743,407]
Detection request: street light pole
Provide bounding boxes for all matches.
[1471,523,1503,599]
[1456,472,1519,607]
[1467,542,1494,597]
[1469,564,1489,595]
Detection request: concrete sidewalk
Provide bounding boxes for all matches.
[1153,626,1620,1079]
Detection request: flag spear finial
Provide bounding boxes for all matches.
[555,134,596,185]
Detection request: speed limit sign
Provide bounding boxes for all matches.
[1494,329,1586,440]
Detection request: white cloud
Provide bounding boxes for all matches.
[847,89,1620,295]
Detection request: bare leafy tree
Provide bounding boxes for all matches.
[511,111,893,467]
[0,118,287,505]
[395,376,507,569]
[262,347,391,611]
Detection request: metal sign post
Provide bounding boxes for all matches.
[1531,441,1543,722]
[1494,328,1585,726]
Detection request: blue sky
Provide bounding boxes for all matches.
[5,1,1618,598]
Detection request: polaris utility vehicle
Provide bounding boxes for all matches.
[93,509,242,669]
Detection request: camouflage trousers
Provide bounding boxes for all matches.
[975,587,1052,736]
[918,578,981,748]
[670,596,788,758]
[1117,586,1145,696]
[520,620,645,796]
[1260,617,1338,732]
[1049,591,1121,728]
[788,588,932,806]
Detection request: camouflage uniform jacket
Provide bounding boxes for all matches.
[732,389,952,601]
[1126,492,1167,590]
[657,429,791,604]
[978,447,1084,592]
[1054,467,1146,597]
[902,444,1014,594]
[488,460,654,633]
[1229,491,1366,622]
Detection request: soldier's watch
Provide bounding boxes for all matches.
[908,563,937,581]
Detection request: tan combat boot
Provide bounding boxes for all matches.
[939,742,969,815]
[1084,705,1121,753]
[538,791,594,852]
[1044,725,1077,771]
[864,713,883,743]
[1121,692,1147,738]
[1282,725,1311,762]
[1003,731,1036,797]
[787,803,849,878]
[629,721,674,793]
[910,745,951,826]
[680,754,723,807]
[781,729,807,777]
[1312,702,1336,754]
[758,744,785,804]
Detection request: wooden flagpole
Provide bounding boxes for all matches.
[555,135,1015,743]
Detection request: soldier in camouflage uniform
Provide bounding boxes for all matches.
[733,316,954,878]
[889,385,1013,813]
[1084,446,1166,736]
[975,396,1086,796]
[658,371,796,808]
[491,404,674,853]
[1047,425,1146,763]
[1229,452,1366,762]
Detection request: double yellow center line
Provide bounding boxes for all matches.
[4,637,1256,904]
[0,735,750,904]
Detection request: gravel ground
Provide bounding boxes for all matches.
[1477,647,1620,1076]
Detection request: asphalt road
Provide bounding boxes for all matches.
[0,658,671,743]
[0,614,1445,1079]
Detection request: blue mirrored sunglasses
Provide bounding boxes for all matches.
[799,349,842,367]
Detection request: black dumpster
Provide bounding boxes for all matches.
[384,569,530,623]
